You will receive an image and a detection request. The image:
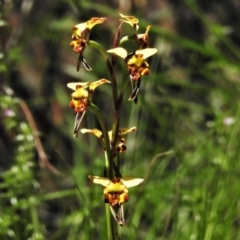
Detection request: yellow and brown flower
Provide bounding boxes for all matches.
[89,175,144,226]
[67,79,110,136]
[80,126,136,152]
[70,17,106,71]
[107,47,157,81]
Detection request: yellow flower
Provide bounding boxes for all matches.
[107,47,157,101]
[89,175,144,226]
[70,17,106,71]
[80,126,136,152]
[107,47,157,80]
[67,79,110,136]
[119,13,139,31]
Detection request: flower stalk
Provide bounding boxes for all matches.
[67,14,157,238]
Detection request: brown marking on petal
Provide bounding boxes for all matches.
[69,101,75,109]
[87,17,106,29]
[123,194,129,202]
[117,143,127,152]
[111,178,121,184]
[140,68,150,76]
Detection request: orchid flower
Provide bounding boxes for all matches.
[80,126,136,152]
[67,79,110,137]
[70,17,106,71]
[107,47,157,101]
[89,175,144,226]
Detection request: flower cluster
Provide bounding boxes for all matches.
[68,14,157,226]
[108,14,157,102]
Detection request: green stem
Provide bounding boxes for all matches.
[88,103,112,177]
[88,41,121,240]
[88,40,118,108]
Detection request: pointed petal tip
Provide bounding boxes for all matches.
[121,178,144,188]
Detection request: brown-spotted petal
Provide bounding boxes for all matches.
[72,22,87,39]
[89,79,111,91]
[119,13,139,30]
[86,17,106,29]
[118,127,137,136]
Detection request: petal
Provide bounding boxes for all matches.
[135,48,157,59]
[127,54,144,66]
[72,22,87,39]
[107,47,128,59]
[67,82,90,91]
[71,88,89,99]
[80,128,102,138]
[105,180,127,192]
[86,17,106,29]
[118,127,136,136]
[145,25,151,34]
[89,175,110,187]
[89,79,111,91]
[121,178,144,188]
[119,13,139,29]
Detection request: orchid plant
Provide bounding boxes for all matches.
[68,14,157,239]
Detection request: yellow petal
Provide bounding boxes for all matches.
[89,175,110,187]
[89,79,111,91]
[71,88,89,98]
[119,13,139,29]
[86,17,106,29]
[105,180,127,192]
[80,128,102,138]
[107,47,128,59]
[127,54,145,66]
[145,25,151,34]
[72,22,87,39]
[135,48,157,59]
[121,178,144,188]
[118,127,136,136]
[67,82,90,91]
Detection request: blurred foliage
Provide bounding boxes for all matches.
[1,0,240,239]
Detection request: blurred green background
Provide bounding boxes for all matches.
[1,0,240,239]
